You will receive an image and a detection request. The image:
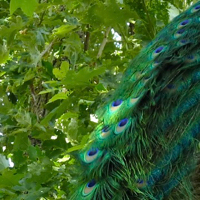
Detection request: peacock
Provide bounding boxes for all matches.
[70,1,200,199]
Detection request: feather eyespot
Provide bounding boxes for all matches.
[137,179,144,184]
[112,99,123,107]
[115,118,129,134]
[152,46,165,58]
[180,19,190,26]
[175,29,185,38]
[82,180,96,196]
[136,179,147,188]
[155,46,164,54]
[191,5,200,13]
[100,125,111,139]
[177,29,185,34]
[84,148,99,163]
[188,55,194,59]
[179,39,188,45]
[129,97,139,106]
[186,55,195,63]
[195,5,200,10]
[110,99,123,112]
[119,119,128,126]
[165,84,177,93]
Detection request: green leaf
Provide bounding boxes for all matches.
[0,155,9,172]
[0,169,23,187]
[10,0,38,16]
[14,112,32,127]
[66,144,85,153]
[14,132,29,151]
[0,42,9,64]
[47,92,69,104]
[67,118,78,140]
[39,88,58,95]
[53,24,77,37]
[27,145,41,161]
[95,83,107,92]
[60,112,78,120]
[40,107,58,125]
[62,67,106,88]
[24,69,35,82]
[53,61,69,80]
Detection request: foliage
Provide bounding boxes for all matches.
[0,0,197,199]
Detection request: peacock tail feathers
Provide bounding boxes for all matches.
[70,1,200,199]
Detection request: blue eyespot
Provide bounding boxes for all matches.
[119,118,128,127]
[115,118,130,134]
[180,39,187,44]
[136,179,147,188]
[195,5,200,10]
[186,55,195,63]
[82,180,97,196]
[180,19,189,26]
[87,179,96,188]
[188,55,194,59]
[191,5,200,13]
[84,148,99,163]
[137,179,144,184]
[155,46,164,54]
[87,148,98,156]
[112,100,123,107]
[110,99,123,112]
[100,125,111,139]
[102,125,109,132]
[177,29,185,34]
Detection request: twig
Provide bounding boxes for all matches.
[38,11,46,26]
[97,26,111,59]
[35,38,57,66]
[40,38,56,58]
[30,84,36,104]
[84,32,90,51]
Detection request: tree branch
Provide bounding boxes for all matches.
[97,26,111,59]
[35,38,57,66]
[40,38,56,58]
[84,32,90,51]
[38,11,46,26]
[84,25,90,51]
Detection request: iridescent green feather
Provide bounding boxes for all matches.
[70,1,200,199]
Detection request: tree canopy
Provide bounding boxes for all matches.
[0,0,197,199]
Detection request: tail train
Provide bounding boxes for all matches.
[70,1,200,199]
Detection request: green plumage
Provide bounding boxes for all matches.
[71,2,200,199]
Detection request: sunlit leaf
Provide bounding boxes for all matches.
[47,92,69,104]
[10,0,38,16]
[53,24,77,37]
